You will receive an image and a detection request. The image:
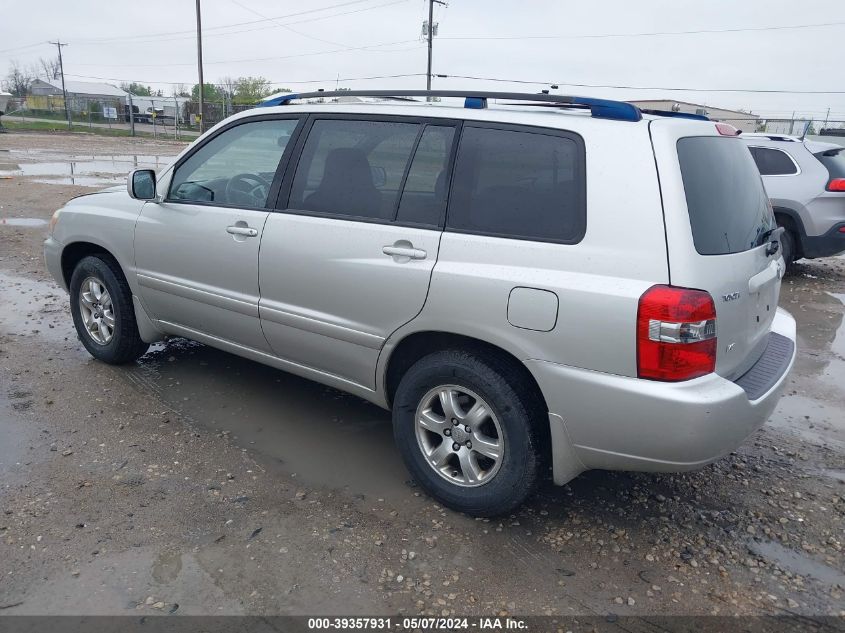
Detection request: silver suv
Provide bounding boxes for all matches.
[44,90,797,516]
[742,133,845,267]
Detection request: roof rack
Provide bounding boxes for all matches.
[257,90,642,122]
[638,108,709,121]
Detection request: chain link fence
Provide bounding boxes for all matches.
[1,94,260,139]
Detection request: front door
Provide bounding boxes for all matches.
[135,116,302,351]
[259,118,457,388]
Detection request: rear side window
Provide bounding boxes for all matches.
[748,146,798,175]
[288,119,419,221]
[814,147,845,179]
[677,137,774,255]
[396,125,456,226]
[446,126,586,243]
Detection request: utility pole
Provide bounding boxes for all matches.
[195,0,205,133]
[425,0,446,91]
[49,40,71,130]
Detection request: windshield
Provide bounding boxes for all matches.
[677,136,775,255]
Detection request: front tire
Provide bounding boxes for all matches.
[393,350,543,516]
[69,255,149,364]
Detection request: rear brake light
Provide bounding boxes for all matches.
[637,285,717,381]
[715,122,740,136]
[827,178,845,192]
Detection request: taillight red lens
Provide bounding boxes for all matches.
[637,285,717,381]
[827,178,845,192]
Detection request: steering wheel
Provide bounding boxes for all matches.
[225,173,271,207]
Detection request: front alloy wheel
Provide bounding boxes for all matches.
[78,276,115,344]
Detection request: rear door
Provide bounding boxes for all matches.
[258,116,457,389]
[650,120,783,379]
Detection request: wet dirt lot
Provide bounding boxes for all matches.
[0,132,843,620]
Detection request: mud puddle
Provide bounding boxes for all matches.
[0,154,169,187]
[0,273,77,346]
[747,539,845,588]
[126,341,415,503]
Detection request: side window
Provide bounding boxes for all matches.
[446,126,586,243]
[169,118,299,207]
[396,125,456,226]
[288,119,419,221]
[748,146,798,175]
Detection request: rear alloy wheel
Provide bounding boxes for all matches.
[393,350,542,516]
[414,385,504,487]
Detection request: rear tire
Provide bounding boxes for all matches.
[780,228,796,268]
[69,255,149,364]
[392,349,542,516]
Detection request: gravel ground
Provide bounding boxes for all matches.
[0,132,843,621]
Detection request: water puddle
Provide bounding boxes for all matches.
[126,341,414,502]
[0,273,77,345]
[0,217,48,227]
[0,154,170,188]
[748,539,845,587]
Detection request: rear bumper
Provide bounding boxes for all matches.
[801,222,845,259]
[530,308,796,484]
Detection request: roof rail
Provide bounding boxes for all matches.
[257,90,642,122]
[638,108,710,121]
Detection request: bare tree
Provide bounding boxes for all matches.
[38,56,60,81]
[217,76,236,101]
[171,83,190,98]
[2,60,34,97]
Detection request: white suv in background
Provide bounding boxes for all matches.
[743,133,845,267]
[44,91,796,515]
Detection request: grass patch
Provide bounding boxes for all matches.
[1,119,185,140]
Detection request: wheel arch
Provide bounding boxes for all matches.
[61,241,117,289]
[772,206,806,259]
[382,330,549,416]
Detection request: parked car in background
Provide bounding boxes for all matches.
[743,133,845,267]
[44,91,796,516]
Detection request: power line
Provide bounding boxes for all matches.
[69,38,422,68]
[226,0,350,49]
[436,73,845,95]
[65,72,426,86]
[437,20,845,41]
[0,41,49,55]
[71,0,410,45]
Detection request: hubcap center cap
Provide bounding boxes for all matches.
[451,426,469,444]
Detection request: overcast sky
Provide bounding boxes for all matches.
[1,0,842,120]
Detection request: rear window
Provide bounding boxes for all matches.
[814,147,845,179]
[446,125,586,243]
[677,137,774,255]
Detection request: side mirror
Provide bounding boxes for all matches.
[128,169,157,200]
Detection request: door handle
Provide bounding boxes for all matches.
[226,225,258,237]
[382,245,427,260]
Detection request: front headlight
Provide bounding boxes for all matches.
[48,208,62,235]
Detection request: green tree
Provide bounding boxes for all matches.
[120,82,152,96]
[191,83,222,102]
[232,76,274,104]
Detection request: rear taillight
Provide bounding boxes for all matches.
[827,178,845,192]
[637,285,717,381]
